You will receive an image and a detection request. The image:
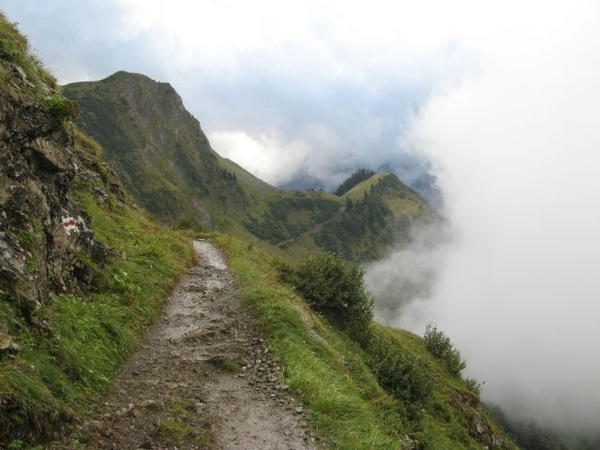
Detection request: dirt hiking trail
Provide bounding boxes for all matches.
[49,240,320,450]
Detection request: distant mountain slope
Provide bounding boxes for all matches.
[315,172,436,261]
[63,72,247,228]
[64,72,435,262]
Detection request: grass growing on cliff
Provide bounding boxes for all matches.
[0,193,193,444]
[158,400,216,447]
[0,13,57,97]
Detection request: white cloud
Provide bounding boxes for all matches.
[371,0,600,431]
[208,130,311,186]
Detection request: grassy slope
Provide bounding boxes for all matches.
[215,234,518,450]
[232,171,433,263]
[0,13,195,444]
[344,172,427,216]
[0,154,194,443]
[343,172,391,200]
[216,234,406,448]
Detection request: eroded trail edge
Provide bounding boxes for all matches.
[53,240,319,450]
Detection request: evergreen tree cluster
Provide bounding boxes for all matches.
[334,168,376,196]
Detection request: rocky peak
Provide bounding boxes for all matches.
[100,71,190,126]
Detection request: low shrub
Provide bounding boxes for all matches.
[423,324,466,376]
[465,377,484,398]
[291,251,373,332]
[362,328,435,419]
[44,94,79,121]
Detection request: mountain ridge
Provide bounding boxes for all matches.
[63,71,435,262]
[0,13,539,449]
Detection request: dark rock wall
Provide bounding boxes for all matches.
[0,66,108,329]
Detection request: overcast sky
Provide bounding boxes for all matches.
[3,0,464,189]
[4,0,600,433]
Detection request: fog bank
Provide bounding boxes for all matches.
[367,1,600,432]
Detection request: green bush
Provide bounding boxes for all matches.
[291,252,373,332]
[173,214,207,234]
[423,324,466,376]
[44,94,80,120]
[363,328,434,418]
[465,377,484,398]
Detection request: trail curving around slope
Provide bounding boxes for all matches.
[49,240,319,450]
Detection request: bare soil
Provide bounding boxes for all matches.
[48,240,320,450]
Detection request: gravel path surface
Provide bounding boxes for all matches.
[48,240,319,450]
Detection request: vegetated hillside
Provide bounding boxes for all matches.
[63,73,435,262]
[217,236,520,450]
[315,171,436,261]
[334,168,376,196]
[241,170,437,262]
[62,72,248,229]
[0,13,193,444]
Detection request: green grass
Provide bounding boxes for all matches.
[216,234,409,449]
[343,172,390,201]
[0,189,193,444]
[343,172,425,217]
[214,235,518,450]
[0,12,58,99]
[158,400,216,447]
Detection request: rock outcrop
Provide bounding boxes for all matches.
[0,18,123,336]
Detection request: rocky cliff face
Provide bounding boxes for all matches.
[0,17,123,337]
